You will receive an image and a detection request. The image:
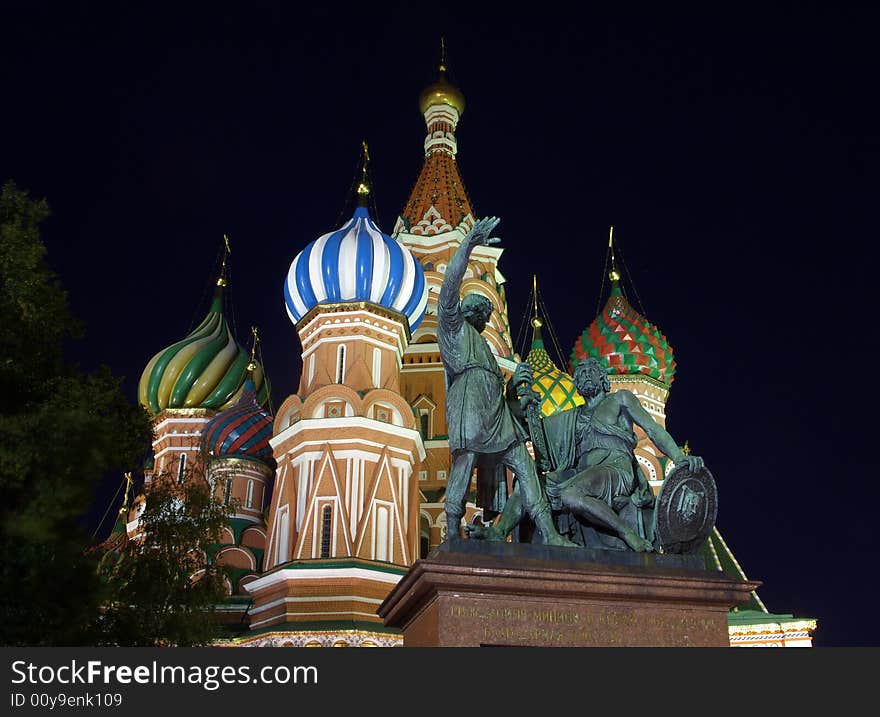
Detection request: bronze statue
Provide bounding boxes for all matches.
[438,216,575,547]
[469,357,705,552]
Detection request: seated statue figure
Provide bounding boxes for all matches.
[468,357,704,552]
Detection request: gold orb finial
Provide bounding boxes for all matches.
[419,40,465,115]
[531,316,543,329]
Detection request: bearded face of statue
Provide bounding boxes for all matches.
[574,360,609,399]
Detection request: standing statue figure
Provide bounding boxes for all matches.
[438,216,574,547]
[471,357,704,552]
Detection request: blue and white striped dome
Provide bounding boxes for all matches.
[284,205,428,331]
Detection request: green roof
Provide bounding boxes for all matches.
[699,528,767,613]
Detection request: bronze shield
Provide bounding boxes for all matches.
[654,465,718,554]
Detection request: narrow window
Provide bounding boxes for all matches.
[246,479,255,508]
[177,453,187,484]
[419,410,429,439]
[320,505,333,558]
[372,348,381,388]
[376,506,389,562]
[276,507,290,566]
[336,344,346,384]
[224,476,233,505]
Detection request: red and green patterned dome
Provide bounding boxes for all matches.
[526,328,584,417]
[570,280,676,386]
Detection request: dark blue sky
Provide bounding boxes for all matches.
[3,2,876,646]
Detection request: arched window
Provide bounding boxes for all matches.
[246,479,255,508]
[335,344,346,384]
[177,453,187,484]
[320,505,333,558]
[419,410,429,439]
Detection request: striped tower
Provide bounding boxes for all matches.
[201,344,275,623]
[135,250,269,538]
[393,49,517,548]
[240,157,427,646]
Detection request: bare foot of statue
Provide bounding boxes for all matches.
[622,530,654,552]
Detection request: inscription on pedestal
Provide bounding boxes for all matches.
[444,599,723,647]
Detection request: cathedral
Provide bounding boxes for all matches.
[122,57,816,647]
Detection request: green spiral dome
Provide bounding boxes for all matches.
[138,289,269,417]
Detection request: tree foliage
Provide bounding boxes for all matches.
[98,473,234,646]
[0,181,152,645]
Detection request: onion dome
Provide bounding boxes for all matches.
[419,67,465,116]
[283,205,428,330]
[419,40,465,115]
[570,277,676,386]
[138,288,270,417]
[201,378,274,467]
[526,319,585,417]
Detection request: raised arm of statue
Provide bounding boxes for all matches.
[438,216,501,321]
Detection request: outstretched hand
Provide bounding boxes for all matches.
[463,216,501,249]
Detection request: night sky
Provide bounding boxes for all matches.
[3,3,876,646]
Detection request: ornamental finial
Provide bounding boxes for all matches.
[217,234,231,287]
[247,326,259,373]
[531,275,542,329]
[608,226,620,283]
[357,140,371,203]
[119,472,133,516]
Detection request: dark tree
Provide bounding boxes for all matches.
[98,472,233,646]
[0,181,152,645]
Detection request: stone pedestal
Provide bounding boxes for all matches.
[378,541,760,647]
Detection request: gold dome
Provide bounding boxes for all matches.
[418,70,466,116]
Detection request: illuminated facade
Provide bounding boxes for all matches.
[121,59,815,647]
